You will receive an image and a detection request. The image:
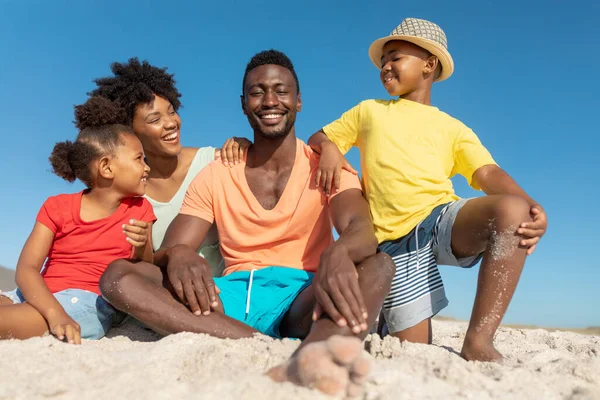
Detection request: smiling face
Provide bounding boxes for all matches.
[241,64,302,140]
[131,95,182,157]
[379,40,439,97]
[109,133,150,197]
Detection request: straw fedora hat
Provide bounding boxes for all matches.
[368,18,454,82]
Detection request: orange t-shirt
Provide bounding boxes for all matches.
[180,139,362,276]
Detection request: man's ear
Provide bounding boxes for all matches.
[98,156,114,179]
[296,92,302,112]
[240,95,247,116]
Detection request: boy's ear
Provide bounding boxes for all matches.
[98,156,114,179]
[296,93,302,112]
[424,56,440,78]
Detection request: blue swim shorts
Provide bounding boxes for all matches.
[0,288,125,340]
[214,266,314,338]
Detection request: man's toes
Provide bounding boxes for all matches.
[350,354,371,384]
[347,382,363,398]
[314,368,349,395]
[326,335,363,365]
[266,364,288,383]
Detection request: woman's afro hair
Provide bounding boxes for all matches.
[89,57,182,124]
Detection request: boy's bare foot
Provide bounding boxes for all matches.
[267,335,371,397]
[460,336,503,362]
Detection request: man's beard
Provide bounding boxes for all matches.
[249,112,296,140]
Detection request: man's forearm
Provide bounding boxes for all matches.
[332,218,378,265]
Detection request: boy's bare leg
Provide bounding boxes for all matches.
[390,318,432,344]
[450,195,531,361]
[100,260,258,338]
[0,302,49,340]
[268,253,395,397]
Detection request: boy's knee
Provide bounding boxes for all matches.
[490,195,531,228]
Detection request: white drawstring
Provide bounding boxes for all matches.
[245,269,257,320]
[415,221,422,270]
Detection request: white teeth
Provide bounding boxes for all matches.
[261,114,282,119]
[163,132,178,141]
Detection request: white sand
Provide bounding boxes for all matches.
[0,320,598,400]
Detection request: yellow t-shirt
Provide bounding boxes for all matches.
[323,98,496,243]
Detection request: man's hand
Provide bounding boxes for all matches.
[312,244,368,334]
[315,141,358,195]
[166,244,220,315]
[218,137,252,166]
[46,310,81,345]
[518,205,548,255]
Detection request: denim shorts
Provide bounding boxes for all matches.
[0,288,125,340]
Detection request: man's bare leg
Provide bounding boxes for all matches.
[268,252,395,397]
[100,259,258,338]
[450,195,531,361]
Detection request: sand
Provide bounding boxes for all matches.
[0,319,597,400]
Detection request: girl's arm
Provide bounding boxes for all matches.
[16,222,80,343]
[125,220,153,263]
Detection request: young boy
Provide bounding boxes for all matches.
[308,18,548,362]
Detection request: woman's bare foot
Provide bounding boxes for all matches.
[460,335,503,362]
[267,335,371,397]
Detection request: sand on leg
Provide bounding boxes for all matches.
[450,195,531,362]
[268,252,395,397]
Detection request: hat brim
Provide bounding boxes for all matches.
[368,35,454,82]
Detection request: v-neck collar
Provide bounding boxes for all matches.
[239,139,302,212]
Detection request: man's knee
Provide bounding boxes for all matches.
[99,259,136,303]
[359,252,395,291]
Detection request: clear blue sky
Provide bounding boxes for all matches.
[1,0,597,328]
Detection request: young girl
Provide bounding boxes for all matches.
[0,96,156,344]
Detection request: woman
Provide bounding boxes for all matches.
[90,58,248,275]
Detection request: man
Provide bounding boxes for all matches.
[101,50,394,397]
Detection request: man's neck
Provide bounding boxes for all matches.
[247,130,297,172]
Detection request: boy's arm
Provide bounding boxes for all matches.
[16,222,81,344]
[308,130,358,195]
[473,164,548,254]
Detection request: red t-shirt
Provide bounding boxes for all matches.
[37,191,156,295]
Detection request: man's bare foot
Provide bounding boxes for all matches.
[267,335,371,397]
[460,336,503,362]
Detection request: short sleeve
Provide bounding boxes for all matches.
[451,121,497,190]
[328,169,363,204]
[180,164,215,224]
[139,198,157,223]
[322,102,363,154]
[36,196,61,234]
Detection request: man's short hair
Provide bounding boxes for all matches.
[242,49,300,95]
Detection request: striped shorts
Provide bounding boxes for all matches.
[377,199,482,333]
